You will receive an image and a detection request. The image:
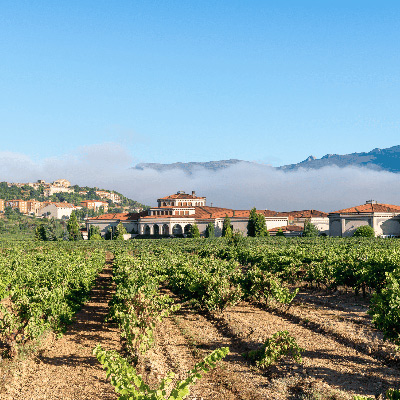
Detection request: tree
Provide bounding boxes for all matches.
[222,215,233,238]
[247,208,268,237]
[67,211,81,241]
[114,222,127,240]
[35,224,47,241]
[189,224,200,238]
[89,225,102,239]
[276,228,285,237]
[302,220,320,237]
[353,225,375,238]
[205,222,215,238]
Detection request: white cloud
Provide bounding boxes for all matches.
[1,143,400,212]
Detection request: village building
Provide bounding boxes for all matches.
[0,199,4,213]
[95,190,121,204]
[26,200,43,216]
[328,200,400,237]
[38,202,81,219]
[5,199,28,214]
[87,191,289,238]
[80,200,109,213]
[43,186,74,197]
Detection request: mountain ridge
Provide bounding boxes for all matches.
[133,145,400,173]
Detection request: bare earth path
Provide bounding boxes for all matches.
[2,258,121,400]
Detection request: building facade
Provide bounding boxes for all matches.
[38,202,80,219]
[80,200,109,213]
[87,191,289,238]
[328,201,400,237]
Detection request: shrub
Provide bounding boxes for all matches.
[244,331,304,369]
[353,225,375,237]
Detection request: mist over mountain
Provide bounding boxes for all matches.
[133,145,400,174]
[134,159,252,173]
[279,145,400,172]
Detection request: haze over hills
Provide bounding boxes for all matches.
[133,145,400,174]
[279,145,400,173]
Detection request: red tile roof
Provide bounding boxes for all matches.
[88,210,148,221]
[279,210,328,218]
[331,203,400,214]
[87,207,288,222]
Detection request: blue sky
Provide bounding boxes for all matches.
[1,1,400,166]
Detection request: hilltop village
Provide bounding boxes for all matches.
[0,179,142,220]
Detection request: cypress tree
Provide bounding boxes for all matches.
[205,222,215,238]
[67,211,81,241]
[222,215,233,238]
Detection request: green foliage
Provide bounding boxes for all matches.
[369,268,400,347]
[189,224,200,238]
[222,215,233,238]
[93,345,229,400]
[275,228,285,237]
[302,220,320,237]
[353,225,375,238]
[205,222,215,238]
[89,225,102,239]
[67,211,81,241]
[244,331,303,369]
[114,222,127,241]
[247,208,268,237]
[0,244,105,358]
[386,389,400,400]
[90,233,103,241]
[242,266,299,306]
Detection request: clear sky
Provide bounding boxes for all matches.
[1,1,400,166]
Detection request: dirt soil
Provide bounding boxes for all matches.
[0,261,121,400]
[2,267,399,400]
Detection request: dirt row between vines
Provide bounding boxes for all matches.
[0,257,121,400]
[137,292,400,400]
[2,257,399,400]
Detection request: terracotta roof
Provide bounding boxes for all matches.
[269,225,304,232]
[190,207,288,220]
[330,203,400,214]
[87,207,289,222]
[280,210,328,219]
[158,193,206,200]
[88,210,148,221]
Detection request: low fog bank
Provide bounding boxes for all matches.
[1,144,400,212]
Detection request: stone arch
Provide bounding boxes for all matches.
[154,224,160,236]
[162,224,169,235]
[172,224,183,236]
[184,224,192,236]
[144,225,151,235]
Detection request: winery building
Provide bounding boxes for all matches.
[87,191,289,238]
[328,200,400,237]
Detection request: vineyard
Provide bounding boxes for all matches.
[1,238,400,399]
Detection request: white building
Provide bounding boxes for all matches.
[329,200,400,237]
[38,202,81,219]
[87,191,289,238]
[43,186,74,197]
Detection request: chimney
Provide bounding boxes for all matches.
[233,210,236,217]
[192,190,196,196]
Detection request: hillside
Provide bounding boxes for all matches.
[0,182,147,211]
